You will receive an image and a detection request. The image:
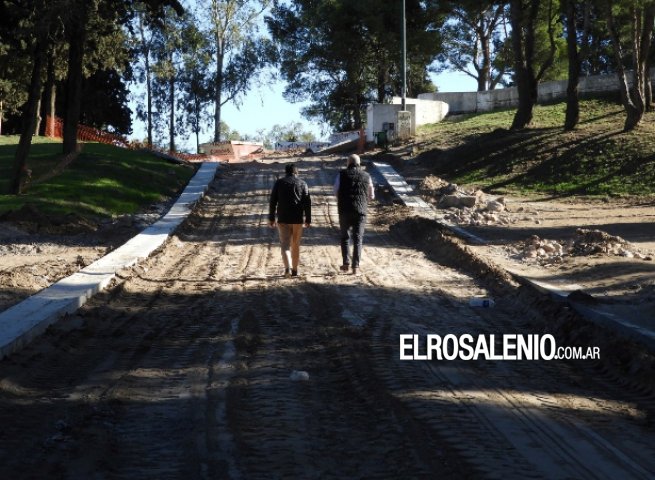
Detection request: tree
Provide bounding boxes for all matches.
[78,68,133,134]
[7,0,183,194]
[218,121,241,141]
[132,2,158,147]
[177,19,213,153]
[437,1,510,91]
[150,5,187,152]
[603,0,655,131]
[205,0,272,142]
[509,0,559,129]
[269,0,440,131]
[61,0,184,154]
[563,0,591,130]
[8,0,59,194]
[0,1,33,136]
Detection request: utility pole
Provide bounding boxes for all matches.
[401,0,407,111]
[397,0,411,140]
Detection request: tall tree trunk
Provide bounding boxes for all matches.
[138,11,154,149]
[195,96,201,153]
[213,44,224,142]
[47,83,57,136]
[63,2,89,154]
[564,0,580,130]
[353,93,362,129]
[646,59,653,111]
[146,53,153,148]
[510,0,553,130]
[169,71,175,152]
[34,98,43,137]
[606,0,644,131]
[377,62,387,103]
[11,36,49,194]
[510,0,538,129]
[42,50,56,136]
[478,20,491,91]
[637,5,655,112]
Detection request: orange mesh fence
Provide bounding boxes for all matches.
[44,116,263,163]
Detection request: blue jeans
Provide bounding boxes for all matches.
[339,212,366,268]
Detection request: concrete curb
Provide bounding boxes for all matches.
[372,161,655,351]
[372,162,487,245]
[0,162,219,359]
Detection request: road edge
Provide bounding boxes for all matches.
[372,161,655,353]
[0,162,219,359]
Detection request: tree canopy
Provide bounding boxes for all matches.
[4,0,655,193]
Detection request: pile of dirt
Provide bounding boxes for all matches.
[572,228,648,258]
[419,175,515,226]
[511,228,653,264]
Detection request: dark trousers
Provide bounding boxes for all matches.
[339,211,366,268]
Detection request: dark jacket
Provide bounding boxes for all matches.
[337,166,371,215]
[269,174,312,224]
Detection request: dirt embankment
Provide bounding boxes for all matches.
[385,153,655,334]
[0,201,173,312]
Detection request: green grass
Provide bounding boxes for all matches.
[414,98,655,197]
[0,137,196,217]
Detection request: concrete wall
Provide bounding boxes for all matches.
[366,98,449,142]
[365,104,416,142]
[390,97,450,125]
[418,69,655,114]
[416,92,476,116]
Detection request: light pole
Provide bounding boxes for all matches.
[401,0,407,111]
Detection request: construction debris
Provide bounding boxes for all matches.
[419,175,517,226]
[509,228,653,264]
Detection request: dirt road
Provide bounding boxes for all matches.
[0,158,654,479]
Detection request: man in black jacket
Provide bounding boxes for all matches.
[334,154,374,275]
[269,163,312,277]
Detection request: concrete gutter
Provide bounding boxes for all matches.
[0,162,219,359]
[372,161,655,352]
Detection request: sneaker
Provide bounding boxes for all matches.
[340,265,350,272]
[352,266,360,275]
[291,269,298,277]
[284,268,291,278]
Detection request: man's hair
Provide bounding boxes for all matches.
[285,163,298,175]
[347,154,361,166]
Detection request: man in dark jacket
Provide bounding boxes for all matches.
[334,154,374,275]
[269,163,312,277]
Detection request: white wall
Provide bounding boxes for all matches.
[390,97,449,125]
[366,98,449,142]
[419,69,655,114]
[365,104,415,142]
[418,92,477,114]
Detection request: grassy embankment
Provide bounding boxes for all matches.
[415,98,655,197]
[0,136,195,217]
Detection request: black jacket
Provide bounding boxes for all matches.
[337,166,371,215]
[269,174,312,224]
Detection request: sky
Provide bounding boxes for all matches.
[128,69,478,153]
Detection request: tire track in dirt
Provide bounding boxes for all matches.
[224,159,655,479]
[0,159,653,479]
